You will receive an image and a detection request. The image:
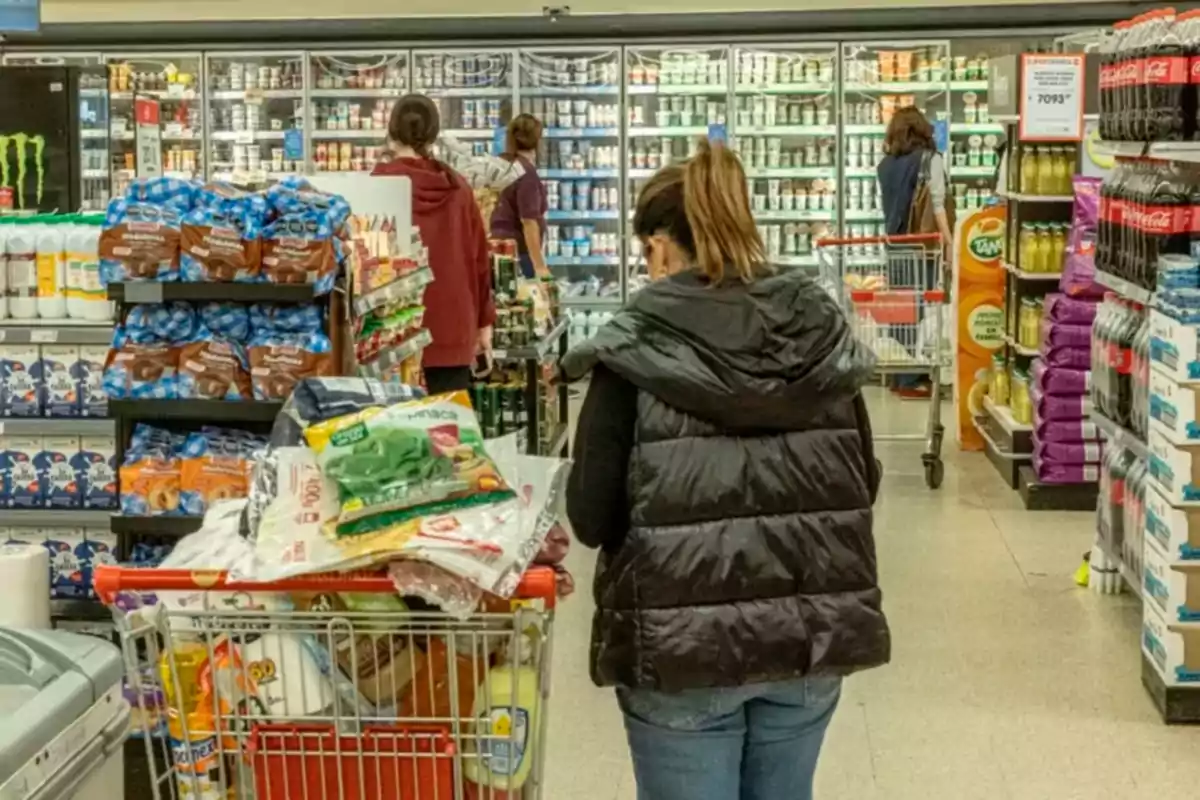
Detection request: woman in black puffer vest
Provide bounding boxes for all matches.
[562,139,890,800]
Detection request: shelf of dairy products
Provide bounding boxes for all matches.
[625,47,729,174]
[307,51,406,174]
[524,49,625,305]
[106,54,205,197]
[415,49,514,161]
[205,52,307,186]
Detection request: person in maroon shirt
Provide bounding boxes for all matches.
[490,114,550,279]
[372,95,495,394]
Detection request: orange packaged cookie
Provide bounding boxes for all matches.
[179,429,264,516]
[119,424,183,516]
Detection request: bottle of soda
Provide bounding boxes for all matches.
[1091,295,1113,417]
[1145,160,1193,289]
[1099,23,1128,140]
[1118,14,1147,140]
[1186,9,1200,141]
[1145,9,1188,141]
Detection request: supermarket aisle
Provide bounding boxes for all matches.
[543,388,1198,800]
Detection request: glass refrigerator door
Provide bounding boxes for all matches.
[2,53,109,211]
[106,53,204,195]
[841,40,950,263]
[625,45,730,299]
[309,50,407,176]
[206,51,306,185]
[732,45,838,270]
[413,49,514,152]
[519,47,622,311]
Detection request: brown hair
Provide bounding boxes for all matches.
[388,94,440,157]
[505,114,543,157]
[884,106,935,156]
[632,139,767,285]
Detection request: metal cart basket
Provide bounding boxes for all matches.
[815,232,948,488]
[95,564,559,800]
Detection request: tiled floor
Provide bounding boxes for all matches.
[543,391,1200,799]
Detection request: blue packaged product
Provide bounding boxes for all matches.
[0,345,41,417]
[37,345,81,418]
[38,436,81,509]
[200,302,250,341]
[77,435,118,510]
[125,177,197,209]
[77,345,109,417]
[77,530,117,598]
[99,200,185,283]
[260,212,343,295]
[249,302,323,335]
[2,437,42,508]
[43,527,86,599]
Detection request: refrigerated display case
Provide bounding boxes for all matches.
[309,50,406,175]
[520,47,623,309]
[413,48,514,149]
[106,53,204,195]
[0,66,88,213]
[1,53,109,211]
[732,44,838,269]
[625,45,729,297]
[205,51,306,185]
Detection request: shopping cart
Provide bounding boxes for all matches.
[815,232,948,489]
[94,563,559,800]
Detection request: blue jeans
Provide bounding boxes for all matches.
[618,676,842,800]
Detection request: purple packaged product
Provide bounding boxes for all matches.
[1060,176,1105,300]
[1041,344,1092,370]
[1044,293,1098,326]
[1040,320,1092,350]
[1031,360,1089,396]
[1034,455,1100,484]
[1032,383,1090,420]
[1035,440,1103,465]
[1033,406,1099,443]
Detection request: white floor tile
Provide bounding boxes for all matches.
[544,388,1198,799]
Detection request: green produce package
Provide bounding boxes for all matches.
[305,390,515,536]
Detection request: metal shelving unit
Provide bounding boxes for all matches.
[308,50,407,176]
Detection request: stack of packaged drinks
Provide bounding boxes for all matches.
[1097,8,1200,143]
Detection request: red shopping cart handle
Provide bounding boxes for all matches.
[815,233,942,247]
[849,290,946,302]
[93,564,559,609]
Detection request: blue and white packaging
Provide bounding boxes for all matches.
[43,527,86,598]
[38,345,81,417]
[0,345,42,417]
[37,436,81,509]
[76,435,117,510]
[77,345,109,417]
[79,529,117,598]
[2,437,43,508]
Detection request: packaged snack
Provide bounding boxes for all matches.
[1040,345,1092,371]
[124,177,197,209]
[1033,407,1099,443]
[260,213,343,294]
[1035,455,1100,484]
[248,331,335,401]
[200,302,250,341]
[305,391,515,537]
[1060,176,1104,300]
[37,345,81,417]
[1040,320,1092,350]
[98,200,184,283]
[126,302,197,342]
[1032,383,1091,421]
[1031,360,1089,396]
[177,332,253,401]
[120,425,183,516]
[38,435,81,509]
[77,435,118,510]
[0,344,41,417]
[1,436,41,508]
[180,198,265,283]
[179,430,258,516]
[1044,293,1098,326]
[43,527,86,598]
[103,339,178,400]
[79,529,118,598]
[249,303,322,335]
[77,344,109,417]
[1035,440,1103,465]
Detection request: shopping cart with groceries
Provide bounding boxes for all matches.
[815,232,948,489]
[96,564,557,800]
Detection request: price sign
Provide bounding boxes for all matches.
[1019,54,1085,142]
[134,97,162,178]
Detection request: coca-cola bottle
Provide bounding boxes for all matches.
[1099,23,1127,140]
[1091,295,1114,417]
[1143,161,1193,288]
[1119,14,1149,140]
[1146,9,1189,141]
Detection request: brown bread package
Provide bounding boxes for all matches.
[98,203,183,281]
[177,339,253,400]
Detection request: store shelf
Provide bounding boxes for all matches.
[541,168,618,179]
[844,81,951,93]
[844,210,885,221]
[627,83,727,96]
[1141,654,1200,724]
[309,88,404,99]
[744,167,834,179]
[0,322,113,345]
[358,329,433,379]
[984,395,1032,434]
[1095,270,1154,304]
[1004,334,1038,358]
[111,515,203,537]
[80,129,108,140]
[543,127,619,139]
[108,282,318,304]
[0,418,114,435]
[210,170,301,184]
[81,169,109,180]
[107,399,284,423]
[354,267,434,317]
[1096,141,1200,163]
[522,85,619,96]
[311,129,388,140]
[999,191,1074,203]
[1003,262,1062,282]
[209,130,291,142]
[774,254,819,267]
[441,129,497,139]
[734,83,834,95]
[416,86,511,98]
[2,509,114,527]
[734,125,837,137]
[627,126,710,138]
[547,255,620,266]
[843,124,886,135]
[110,89,198,102]
[952,123,1005,135]
[493,316,568,361]
[754,210,835,221]
[1093,411,1150,460]
[547,210,620,221]
[950,166,1000,178]
[210,89,303,101]
[1017,465,1099,511]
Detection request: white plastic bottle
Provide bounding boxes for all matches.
[66,223,108,321]
[6,222,38,320]
[463,635,540,792]
[35,222,67,320]
[64,222,85,320]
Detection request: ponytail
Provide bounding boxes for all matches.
[633,140,768,285]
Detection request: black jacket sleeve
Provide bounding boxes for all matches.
[566,364,639,550]
[854,392,882,504]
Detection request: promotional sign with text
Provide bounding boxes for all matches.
[954,204,1007,450]
[1019,54,1085,142]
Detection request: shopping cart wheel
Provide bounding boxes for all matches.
[923,456,944,490]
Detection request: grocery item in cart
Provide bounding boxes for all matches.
[305,391,515,537]
[99,200,184,283]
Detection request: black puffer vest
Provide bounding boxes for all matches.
[563,268,891,692]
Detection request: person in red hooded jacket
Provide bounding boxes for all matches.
[372,94,495,394]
